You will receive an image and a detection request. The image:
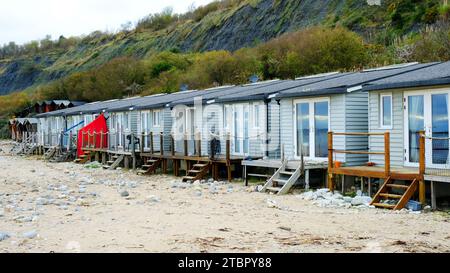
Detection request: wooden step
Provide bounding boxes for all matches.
[379,193,403,199]
[189,169,201,173]
[107,161,114,164]
[273,178,288,184]
[147,159,157,163]
[182,176,195,181]
[386,184,409,190]
[142,165,152,168]
[372,203,396,209]
[266,186,281,192]
[137,169,147,174]
[280,171,294,176]
[102,165,110,169]
[193,164,208,168]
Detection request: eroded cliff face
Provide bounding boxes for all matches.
[0,0,429,95]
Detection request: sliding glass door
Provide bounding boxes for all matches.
[294,98,329,159]
[405,90,450,168]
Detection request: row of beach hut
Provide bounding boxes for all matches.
[23,61,450,209]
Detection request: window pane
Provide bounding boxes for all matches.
[296,103,309,157]
[234,111,240,153]
[254,105,260,127]
[432,94,449,164]
[408,95,424,163]
[244,106,249,154]
[382,96,392,126]
[315,101,329,157]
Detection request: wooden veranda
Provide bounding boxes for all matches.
[327,131,426,209]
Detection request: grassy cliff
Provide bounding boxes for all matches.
[0,0,446,95]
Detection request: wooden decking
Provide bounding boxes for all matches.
[242,159,328,170]
[327,131,426,206]
[330,166,421,180]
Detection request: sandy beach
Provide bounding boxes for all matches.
[0,141,449,253]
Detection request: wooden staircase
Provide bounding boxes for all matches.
[137,157,162,175]
[370,177,419,210]
[44,147,58,160]
[260,160,304,195]
[74,151,92,164]
[102,154,125,170]
[24,145,38,156]
[49,150,74,163]
[182,162,210,182]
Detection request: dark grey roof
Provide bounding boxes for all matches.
[363,61,450,91]
[169,81,285,107]
[277,63,437,98]
[124,90,206,111]
[215,72,350,103]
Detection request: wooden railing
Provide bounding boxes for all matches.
[328,132,390,178]
[78,131,232,161]
[328,131,425,191]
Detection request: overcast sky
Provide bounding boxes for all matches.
[0,0,214,45]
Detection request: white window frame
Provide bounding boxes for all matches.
[380,93,393,129]
[293,97,330,160]
[224,105,232,132]
[152,109,161,128]
[252,103,261,129]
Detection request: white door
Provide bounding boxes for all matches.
[141,111,152,149]
[404,90,450,168]
[294,98,329,160]
[116,113,123,147]
[232,104,249,156]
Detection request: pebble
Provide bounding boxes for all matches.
[23,230,38,239]
[0,232,10,241]
[146,195,160,203]
[120,190,129,197]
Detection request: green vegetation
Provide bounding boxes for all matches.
[0,0,449,137]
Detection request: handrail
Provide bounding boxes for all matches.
[328,131,391,190]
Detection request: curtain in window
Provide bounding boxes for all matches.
[408,96,424,163]
[296,103,309,157]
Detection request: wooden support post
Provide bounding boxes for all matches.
[102,152,106,165]
[419,131,426,204]
[226,133,231,182]
[81,132,84,149]
[384,132,390,178]
[341,175,345,194]
[327,132,334,191]
[160,132,164,156]
[305,169,310,190]
[184,133,189,173]
[95,152,99,162]
[368,177,372,197]
[124,156,130,169]
[100,130,104,150]
[196,132,201,157]
[150,132,154,154]
[140,132,144,153]
[244,165,248,186]
[131,132,136,170]
[431,181,436,210]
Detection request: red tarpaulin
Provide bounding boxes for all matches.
[77,114,108,157]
